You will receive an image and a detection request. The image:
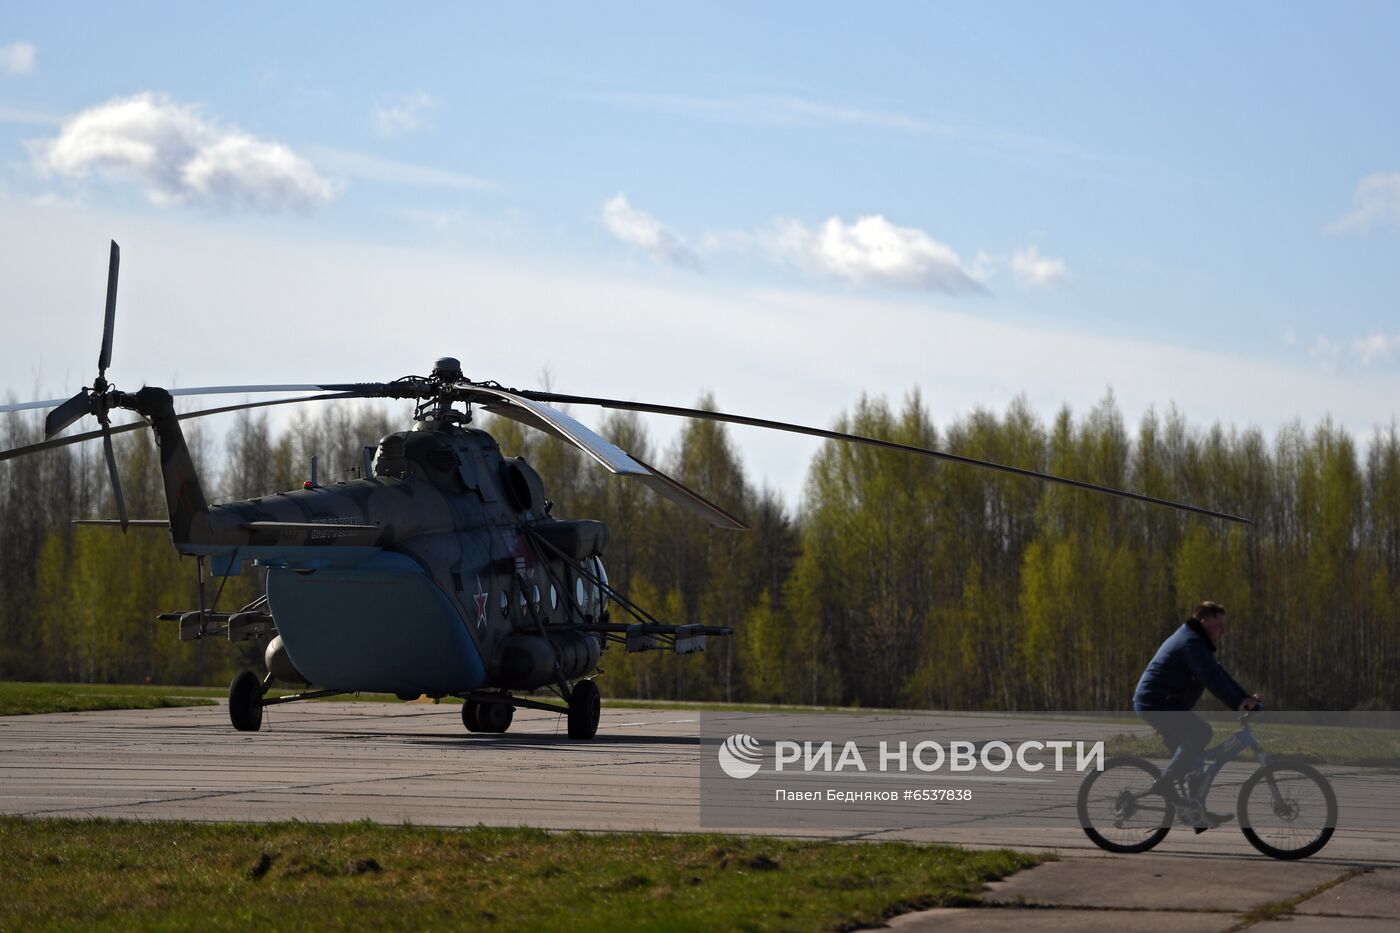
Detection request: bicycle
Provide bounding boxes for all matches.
[1078,712,1337,860]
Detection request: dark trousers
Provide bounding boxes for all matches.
[1137,709,1213,784]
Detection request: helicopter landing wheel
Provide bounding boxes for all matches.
[567,679,601,740]
[476,701,514,734]
[229,670,264,732]
[462,700,483,733]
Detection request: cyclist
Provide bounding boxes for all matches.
[1133,600,1263,830]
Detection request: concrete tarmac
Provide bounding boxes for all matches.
[1,701,718,831]
[3,701,1397,858]
[3,701,1396,930]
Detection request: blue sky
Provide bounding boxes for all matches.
[3,3,1400,502]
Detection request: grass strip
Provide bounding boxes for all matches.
[0,818,1041,932]
[1104,722,1400,768]
[0,682,426,716]
[0,682,219,716]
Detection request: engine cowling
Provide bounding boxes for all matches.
[497,631,600,689]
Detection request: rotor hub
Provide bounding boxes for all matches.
[415,357,470,425]
[431,357,463,383]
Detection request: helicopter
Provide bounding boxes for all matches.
[0,242,1251,740]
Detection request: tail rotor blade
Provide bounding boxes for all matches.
[98,240,119,376]
[101,424,128,533]
[44,391,93,439]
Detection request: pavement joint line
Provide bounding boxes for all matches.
[967,903,1240,914]
[1220,865,1370,932]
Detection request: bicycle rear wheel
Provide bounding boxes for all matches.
[1079,756,1174,853]
[1238,762,1337,860]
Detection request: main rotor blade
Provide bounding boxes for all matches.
[1,397,68,414]
[166,384,350,397]
[630,454,747,531]
[101,424,128,533]
[0,391,363,464]
[4,383,372,414]
[467,386,748,529]
[3,384,367,416]
[44,390,93,438]
[468,387,650,475]
[522,391,1253,525]
[98,240,119,375]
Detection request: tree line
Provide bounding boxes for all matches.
[2,392,1396,711]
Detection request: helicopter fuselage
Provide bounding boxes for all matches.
[139,381,612,698]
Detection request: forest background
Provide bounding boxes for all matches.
[2,390,1396,712]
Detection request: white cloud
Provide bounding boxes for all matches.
[601,193,700,269]
[0,42,36,75]
[373,92,439,137]
[613,205,1054,297]
[1352,333,1400,366]
[310,147,492,191]
[31,93,335,211]
[1325,173,1400,234]
[1300,330,1400,369]
[1009,245,1070,289]
[771,214,983,293]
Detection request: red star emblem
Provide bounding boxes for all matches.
[473,576,489,631]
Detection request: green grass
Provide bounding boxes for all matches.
[0,819,1041,932]
[1104,721,1400,767]
[0,681,220,716]
[0,681,446,716]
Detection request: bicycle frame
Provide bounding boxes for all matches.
[1194,715,1266,804]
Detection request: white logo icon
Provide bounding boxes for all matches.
[717,733,763,779]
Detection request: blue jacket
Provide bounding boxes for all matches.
[1133,619,1249,712]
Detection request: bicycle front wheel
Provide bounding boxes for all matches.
[1078,756,1174,853]
[1238,762,1337,860]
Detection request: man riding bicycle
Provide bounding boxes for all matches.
[1133,601,1263,830]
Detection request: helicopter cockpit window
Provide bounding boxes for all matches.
[592,556,609,614]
